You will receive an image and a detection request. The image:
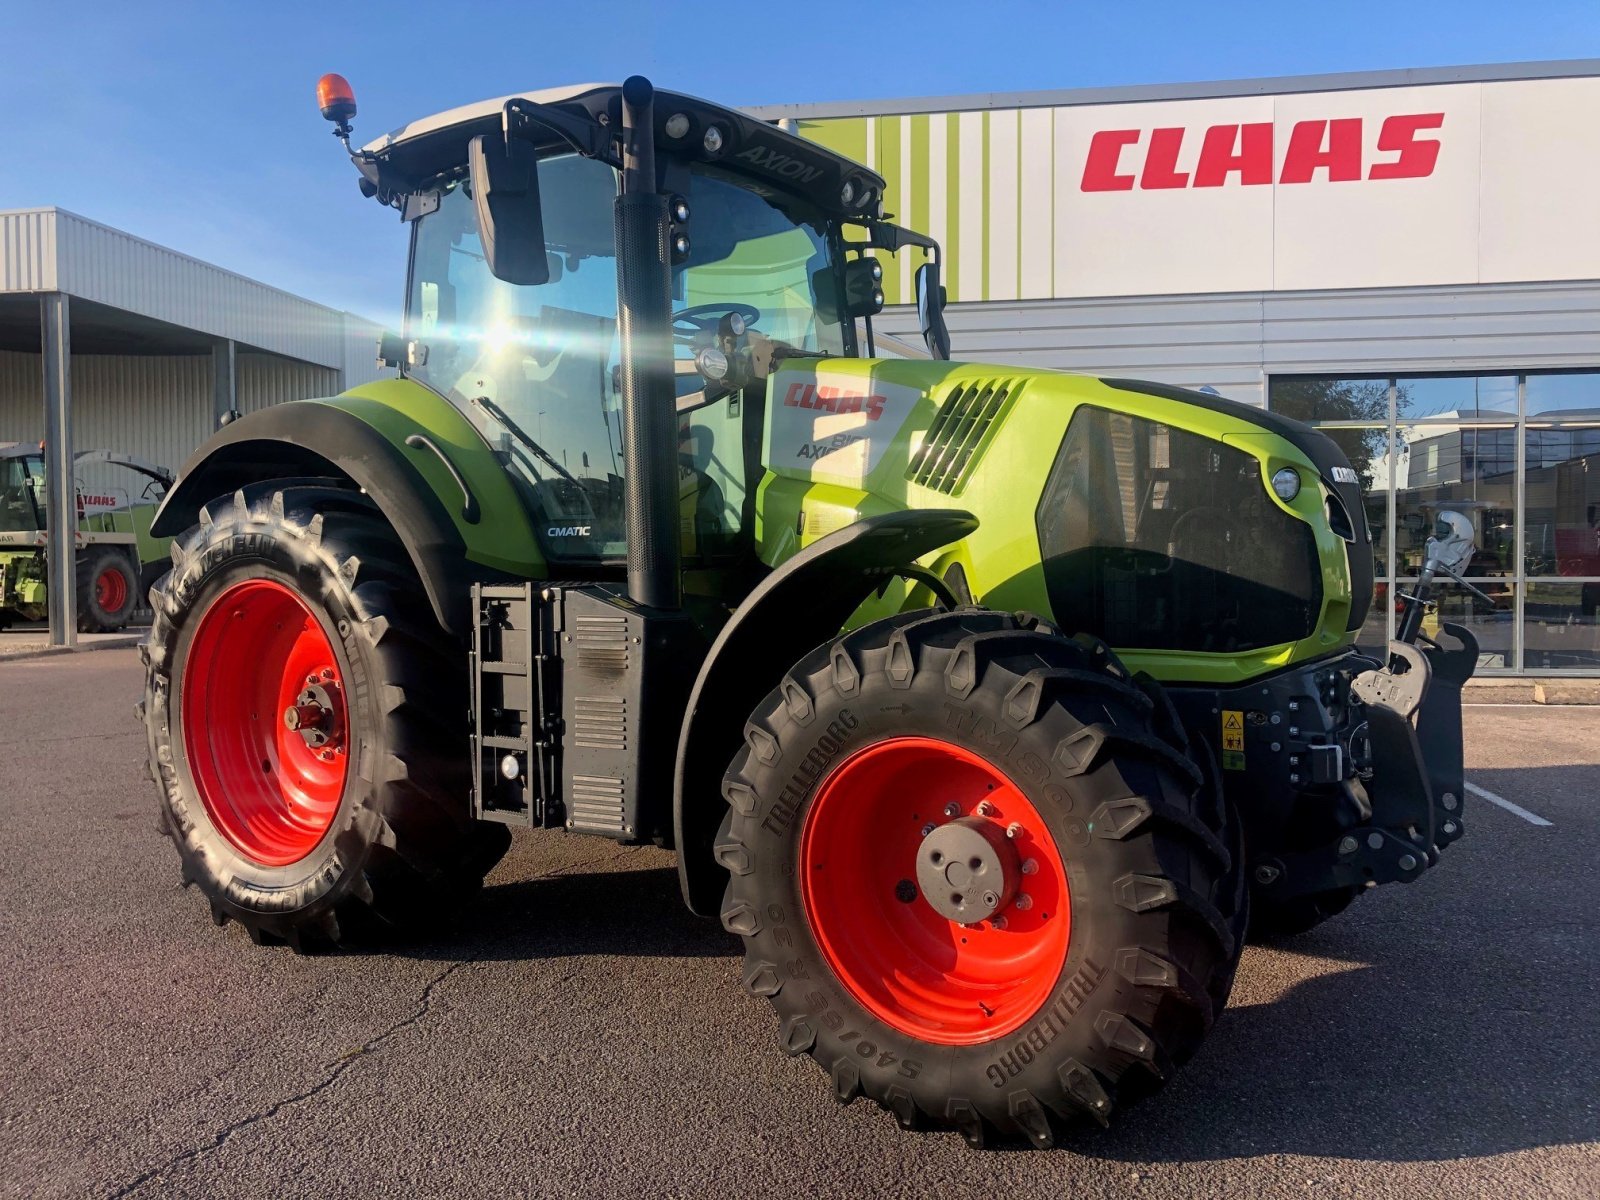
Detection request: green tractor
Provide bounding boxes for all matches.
[1,444,173,632]
[140,75,1481,1146]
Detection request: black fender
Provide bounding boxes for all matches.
[149,404,471,635]
[673,508,978,916]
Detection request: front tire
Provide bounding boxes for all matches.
[141,484,509,949]
[718,609,1245,1146]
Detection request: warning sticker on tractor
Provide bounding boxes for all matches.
[1221,710,1245,770]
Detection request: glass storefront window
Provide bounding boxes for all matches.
[1271,370,1600,672]
[1393,578,1516,670]
[1525,372,1600,421]
[1394,425,1516,577]
[1269,378,1390,424]
[1523,427,1600,577]
[1394,375,1518,422]
[1523,581,1600,670]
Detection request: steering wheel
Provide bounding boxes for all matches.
[672,302,761,344]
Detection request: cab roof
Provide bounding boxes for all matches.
[356,82,887,220]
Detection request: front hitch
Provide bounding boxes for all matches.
[1252,621,1477,906]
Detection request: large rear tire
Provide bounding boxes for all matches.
[140,483,510,950]
[77,546,138,632]
[717,609,1246,1146]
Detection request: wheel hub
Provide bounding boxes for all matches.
[915,816,1018,922]
[284,682,341,750]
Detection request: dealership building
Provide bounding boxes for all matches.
[754,59,1600,674]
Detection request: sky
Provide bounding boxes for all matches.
[1,1,1595,328]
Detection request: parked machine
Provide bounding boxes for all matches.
[138,75,1480,1146]
[0,445,172,632]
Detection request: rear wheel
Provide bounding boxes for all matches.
[718,609,1246,1146]
[140,483,510,949]
[77,547,138,632]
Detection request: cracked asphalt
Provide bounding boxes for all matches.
[2,649,1597,1198]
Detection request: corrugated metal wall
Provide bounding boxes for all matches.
[52,212,349,369]
[0,211,56,292]
[237,352,341,415]
[878,279,1600,406]
[0,349,339,491]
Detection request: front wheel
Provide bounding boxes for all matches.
[141,484,509,949]
[717,609,1245,1146]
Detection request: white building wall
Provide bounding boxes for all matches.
[879,279,1600,408]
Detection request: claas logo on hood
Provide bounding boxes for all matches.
[784,382,888,421]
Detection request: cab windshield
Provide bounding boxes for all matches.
[407,153,847,563]
[0,455,44,534]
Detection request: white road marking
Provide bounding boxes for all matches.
[1464,703,1600,708]
[1465,781,1553,827]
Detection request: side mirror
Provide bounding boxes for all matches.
[915,261,951,360]
[467,134,549,286]
[1428,510,1477,574]
[841,257,885,319]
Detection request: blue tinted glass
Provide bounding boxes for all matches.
[1526,372,1600,420]
[1395,375,1517,421]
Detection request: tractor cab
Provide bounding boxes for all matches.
[0,447,46,538]
[347,80,940,580]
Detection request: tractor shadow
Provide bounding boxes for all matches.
[1062,779,1599,1164]
[397,860,740,963]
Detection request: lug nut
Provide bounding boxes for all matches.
[943,802,960,818]
[1005,822,1022,839]
[976,801,994,817]
[1254,864,1281,885]
[1398,854,1418,871]
[1443,820,1458,836]
[1021,858,1038,875]
[990,916,1008,930]
[1338,835,1358,856]
[920,823,936,837]
[1014,893,1033,911]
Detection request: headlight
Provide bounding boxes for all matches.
[703,125,724,155]
[1270,467,1301,502]
[696,347,729,380]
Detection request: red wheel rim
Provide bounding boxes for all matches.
[800,737,1071,1046]
[181,579,348,867]
[95,566,127,612]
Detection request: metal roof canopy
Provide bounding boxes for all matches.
[0,207,356,369]
[743,58,1600,120]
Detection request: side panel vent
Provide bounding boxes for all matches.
[569,774,627,834]
[906,380,1019,494]
[571,695,627,751]
[575,614,630,675]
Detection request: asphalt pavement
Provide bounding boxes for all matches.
[1,649,1596,1198]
